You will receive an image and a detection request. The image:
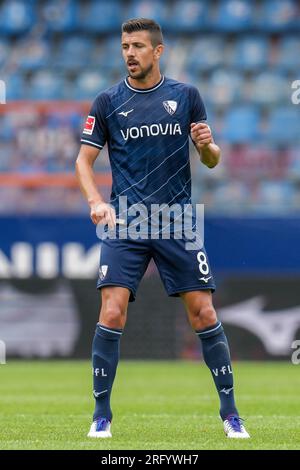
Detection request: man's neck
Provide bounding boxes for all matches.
[127,71,162,90]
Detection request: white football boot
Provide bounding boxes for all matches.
[87,417,112,438]
[223,415,250,438]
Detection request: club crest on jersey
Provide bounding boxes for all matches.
[83,115,95,135]
[99,265,108,280]
[163,100,177,115]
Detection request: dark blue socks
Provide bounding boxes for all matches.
[196,322,238,420]
[92,323,123,422]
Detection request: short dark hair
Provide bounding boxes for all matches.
[122,18,163,47]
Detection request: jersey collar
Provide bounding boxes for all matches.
[124,75,165,93]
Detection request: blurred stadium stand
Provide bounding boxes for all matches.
[0,0,299,213]
[1,0,300,361]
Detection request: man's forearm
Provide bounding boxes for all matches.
[195,142,221,168]
[76,157,116,227]
[75,159,104,207]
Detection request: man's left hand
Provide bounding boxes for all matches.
[190,122,213,149]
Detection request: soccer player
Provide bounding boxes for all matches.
[76,18,250,439]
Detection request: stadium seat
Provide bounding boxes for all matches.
[3,74,26,100]
[54,37,93,70]
[251,72,288,105]
[277,36,300,71]
[126,0,169,29]
[229,36,269,71]
[92,36,123,73]
[42,0,79,32]
[206,69,243,106]
[81,0,122,32]
[267,107,300,144]
[0,113,15,141]
[161,37,190,80]
[220,106,261,143]
[168,69,201,89]
[257,0,298,32]
[212,0,254,31]
[169,0,208,32]
[15,39,49,71]
[73,71,109,99]
[68,111,84,131]
[211,180,250,211]
[257,181,295,211]
[0,39,9,67]
[0,0,35,35]
[28,71,66,100]
[185,37,224,72]
[287,146,300,178]
[0,143,13,171]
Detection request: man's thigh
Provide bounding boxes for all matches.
[152,238,216,298]
[97,237,152,302]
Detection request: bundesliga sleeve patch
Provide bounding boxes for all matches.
[83,115,96,135]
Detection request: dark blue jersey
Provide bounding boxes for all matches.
[81,76,207,214]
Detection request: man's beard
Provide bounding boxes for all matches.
[128,63,153,80]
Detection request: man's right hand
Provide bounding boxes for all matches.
[90,201,116,228]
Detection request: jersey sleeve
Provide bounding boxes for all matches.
[189,86,207,124]
[80,92,108,150]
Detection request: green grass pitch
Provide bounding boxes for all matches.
[0,361,299,450]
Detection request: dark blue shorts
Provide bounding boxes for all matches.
[96,237,216,302]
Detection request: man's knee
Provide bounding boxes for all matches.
[187,300,218,330]
[99,287,129,329]
[100,305,126,328]
[195,305,217,329]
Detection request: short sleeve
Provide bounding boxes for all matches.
[80,92,109,149]
[189,86,207,124]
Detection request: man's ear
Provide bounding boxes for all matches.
[154,44,164,60]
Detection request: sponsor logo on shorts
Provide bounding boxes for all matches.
[199,276,212,283]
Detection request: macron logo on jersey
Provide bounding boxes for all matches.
[120,123,182,141]
[83,115,95,135]
[118,109,134,117]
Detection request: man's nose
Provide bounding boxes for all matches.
[127,46,135,56]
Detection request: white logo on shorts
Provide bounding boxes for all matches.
[99,265,108,280]
[199,276,212,283]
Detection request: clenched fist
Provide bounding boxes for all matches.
[190,122,213,149]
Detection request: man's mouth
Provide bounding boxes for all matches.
[127,61,139,69]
